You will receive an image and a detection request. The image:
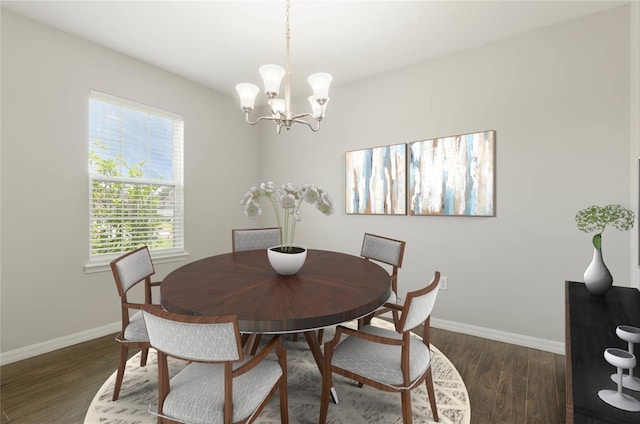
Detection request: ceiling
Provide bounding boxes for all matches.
[1,0,629,99]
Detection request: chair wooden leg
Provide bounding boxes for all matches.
[140,347,149,367]
[400,389,413,424]
[279,373,289,423]
[113,344,128,401]
[425,367,439,422]
[392,309,400,325]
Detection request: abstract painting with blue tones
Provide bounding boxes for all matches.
[409,131,495,216]
[346,144,406,215]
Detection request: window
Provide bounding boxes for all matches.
[88,90,184,264]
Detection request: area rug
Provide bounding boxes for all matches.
[85,319,470,424]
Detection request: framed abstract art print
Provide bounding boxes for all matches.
[346,143,406,215]
[408,130,496,217]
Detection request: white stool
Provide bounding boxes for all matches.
[614,325,640,391]
[598,348,640,411]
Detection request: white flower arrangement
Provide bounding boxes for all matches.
[241,181,334,251]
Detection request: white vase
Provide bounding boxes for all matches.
[583,247,613,295]
[267,245,307,276]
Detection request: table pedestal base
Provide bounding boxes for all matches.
[303,331,339,403]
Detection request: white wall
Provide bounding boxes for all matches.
[0,10,261,356]
[1,5,637,361]
[260,5,636,346]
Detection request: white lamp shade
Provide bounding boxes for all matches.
[235,83,260,111]
[308,96,329,118]
[308,73,332,103]
[259,64,286,97]
[269,99,286,115]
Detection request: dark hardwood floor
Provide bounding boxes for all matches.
[0,327,565,424]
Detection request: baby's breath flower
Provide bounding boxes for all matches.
[576,204,635,249]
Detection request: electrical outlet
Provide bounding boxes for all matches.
[440,276,448,291]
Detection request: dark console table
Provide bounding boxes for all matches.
[565,281,640,424]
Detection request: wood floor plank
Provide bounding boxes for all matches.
[526,348,564,424]
[434,330,485,384]
[1,333,137,424]
[553,352,567,424]
[465,337,507,423]
[490,343,529,423]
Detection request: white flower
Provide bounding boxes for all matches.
[260,181,276,193]
[282,182,301,196]
[244,200,262,219]
[240,181,333,248]
[239,192,253,206]
[317,190,334,215]
[279,193,297,209]
[304,186,320,204]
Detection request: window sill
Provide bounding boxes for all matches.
[83,251,190,274]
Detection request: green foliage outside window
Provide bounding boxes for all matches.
[90,140,175,255]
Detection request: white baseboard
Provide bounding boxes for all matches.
[0,318,565,366]
[0,322,120,366]
[431,317,565,355]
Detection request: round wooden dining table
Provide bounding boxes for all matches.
[161,248,391,403]
[161,249,391,332]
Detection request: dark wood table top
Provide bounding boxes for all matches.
[161,249,392,333]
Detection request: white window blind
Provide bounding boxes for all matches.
[88,90,184,261]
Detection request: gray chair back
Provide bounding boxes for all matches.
[361,233,405,267]
[111,246,155,296]
[142,308,242,362]
[400,272,441,332]
[232,227,281,252]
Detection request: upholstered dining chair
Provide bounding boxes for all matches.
[109,245,160,401]
[142,305,289,424]
[232,227,281,252]
[359,232,406,325]
[319,271,441,424]
[317,232,406,345]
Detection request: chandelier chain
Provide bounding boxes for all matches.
[285,0,291,77]
[285,0,290,40]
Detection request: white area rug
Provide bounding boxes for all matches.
[85,319,470,424]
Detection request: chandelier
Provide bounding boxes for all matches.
[235,0,332,133]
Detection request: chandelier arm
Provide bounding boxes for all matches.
[290,112,315,120]
[292,117,321,132]
[244,113,281,126]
